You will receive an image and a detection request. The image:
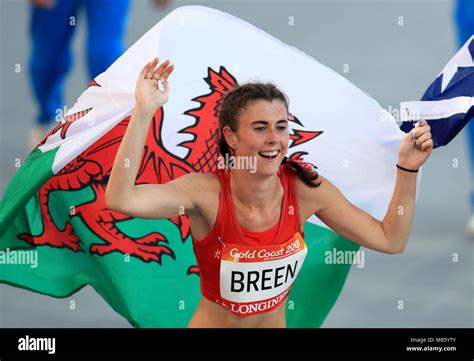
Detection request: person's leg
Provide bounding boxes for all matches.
[455,25,474,213]
[29,0,78,125]
[84,0,131,80]
[455,7,474,236]
[468,120,474,214]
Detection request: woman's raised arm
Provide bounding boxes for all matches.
[309,120,433,254]
[105,57,200,220]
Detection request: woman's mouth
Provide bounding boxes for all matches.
[258,150,280,160]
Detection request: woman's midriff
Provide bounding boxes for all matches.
[187,296,287,328]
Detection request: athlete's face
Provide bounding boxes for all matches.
[223,99,289,176]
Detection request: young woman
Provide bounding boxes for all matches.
[105,57,433,328]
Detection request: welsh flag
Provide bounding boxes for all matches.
[0,6,412,327]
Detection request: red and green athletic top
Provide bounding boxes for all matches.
[191,162,308,317]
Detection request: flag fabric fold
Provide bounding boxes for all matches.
[0,5,411,327]
[400,36,474,148]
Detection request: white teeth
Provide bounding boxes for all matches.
[259,150,279,157]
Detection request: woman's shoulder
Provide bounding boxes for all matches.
[293,169,327,215]
[184,171,221,194]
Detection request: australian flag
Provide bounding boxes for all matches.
[400,36,474,148]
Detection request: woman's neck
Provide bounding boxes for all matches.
[229,168,281,211]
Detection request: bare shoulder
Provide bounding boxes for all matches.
[186,172,220,191]
[293,171,330,217]
[173,171,219,188]
[182,172,220,209]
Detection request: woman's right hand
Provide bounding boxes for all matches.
[135,57,174,113]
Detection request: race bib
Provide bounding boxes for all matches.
[219,232,307,315]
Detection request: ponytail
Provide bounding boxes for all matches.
[282,156,321,188]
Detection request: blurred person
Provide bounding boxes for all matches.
[454,0,474,238]
[28,0,173,148]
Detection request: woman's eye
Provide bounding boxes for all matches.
[255,126,287,132]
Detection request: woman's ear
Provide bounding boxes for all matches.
[222,125,236,154]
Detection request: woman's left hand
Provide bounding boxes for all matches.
[397,119,433,170]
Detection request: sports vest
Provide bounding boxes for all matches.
[191,163,308,317]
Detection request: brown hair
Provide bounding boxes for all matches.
[218,82,320,188]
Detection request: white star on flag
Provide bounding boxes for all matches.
[439,35,474,92]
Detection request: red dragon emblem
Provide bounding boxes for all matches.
[19,67,321,276]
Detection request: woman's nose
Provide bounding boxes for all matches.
[266,127,279,142]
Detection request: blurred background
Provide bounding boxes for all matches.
[0,0,472,327]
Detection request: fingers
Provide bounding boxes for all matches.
[145,58,159,79]
[420,138,433,152]
[414,131,432,149]
[139,60,152,77]
[160,63,174,81]
[411,119,430,141]
[140,57,174,81]
[415,119,429,130]
[140,57,159,78]
[151,59,171,79]
[411,119,432,151]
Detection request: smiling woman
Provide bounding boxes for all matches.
[105,57,433,328]
[218,83,321,187]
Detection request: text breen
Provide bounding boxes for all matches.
[231,260,298,292]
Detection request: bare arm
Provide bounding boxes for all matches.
[382,119,432,253]
[313,175,396,254]
[105,57,197,219]
[380,168,418,253]
[314,170,416,254]
[105,103,154,210]
[311,120,433,254]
